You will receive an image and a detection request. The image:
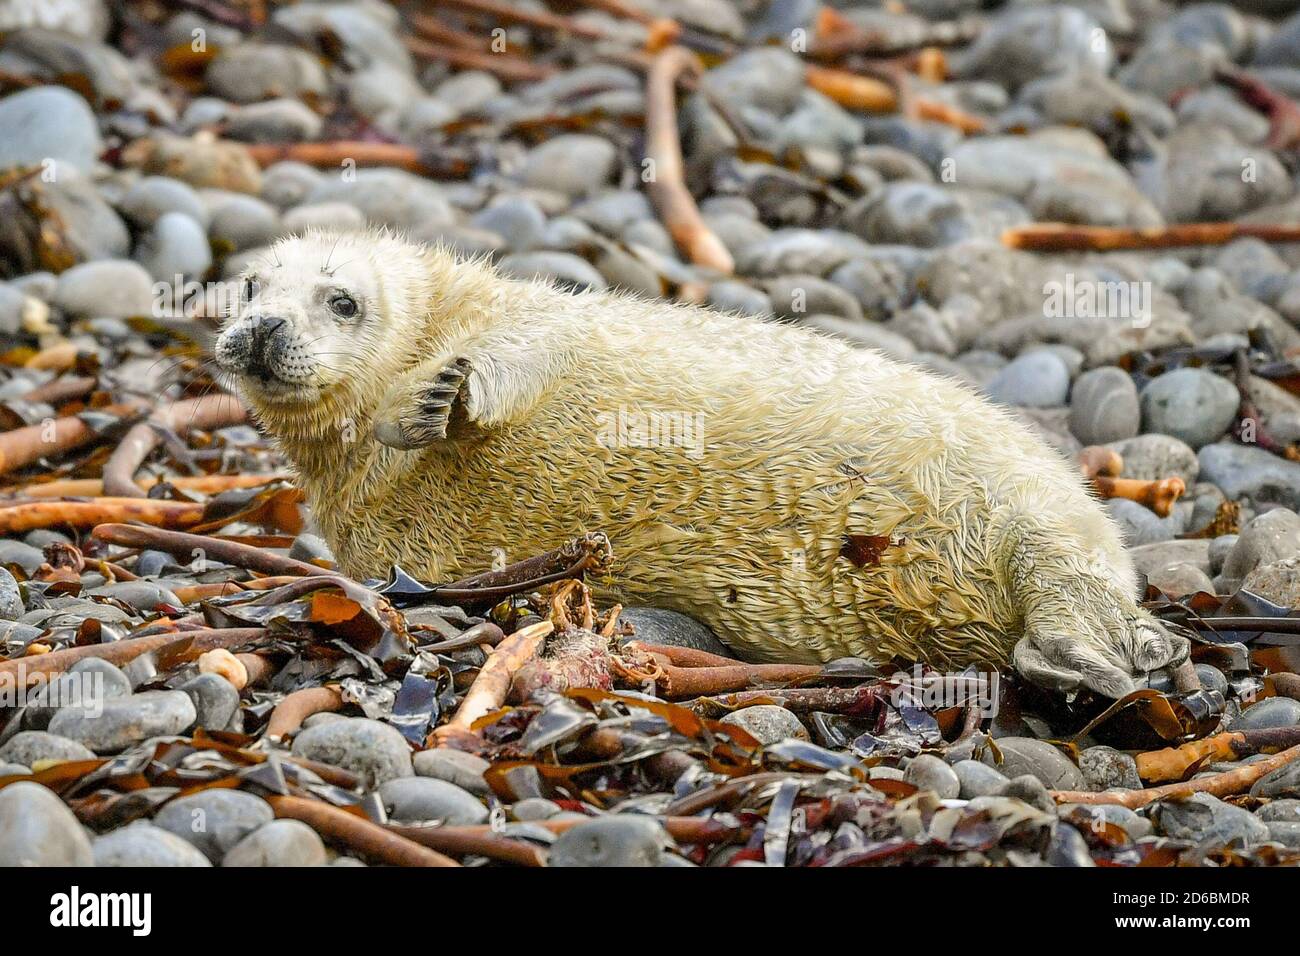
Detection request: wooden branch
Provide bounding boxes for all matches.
[403,33,556,82]
[266,685,344,739]
[92,523,332,577]
[645,46,734,274]
[267,796,460,867]
[0,402,145,476]
[431,620,552,746]
[430,0,607,39]
[245,141,430,174]
[0,497,206,533]
[102,394,246,498]
[1003,222,1300,253]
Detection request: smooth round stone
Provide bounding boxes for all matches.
[47,690,197,753]
[412,748,491,796]
[1108,497,1187,546]
[547,815,673,867]
[1145,562,1214,597]
[1079,746,1142,791]
[135,211,212,283]
[226,98,323,143]
[1230,697,1300,732]
[24,658,132,729]
[0,85,102,172]
[379,777,488,825]
[1058,802,1152,840]
[1256,799,1300,823]
[980,737,1085,790]
[53,260,156,319]
[0,781,93,866]
[1221,509,1300,583]
[1265,821,1300,848]
[0,566,23,620]
[998,774,1056,813]
[520,134,617,198]
[209,194,280,251]
[0,763,29,777]
[1106,434,1200,485]
[512,798,562,821]
[302,712,346,728]
[93,821,212,867]
[1046,822,1096,866]
[903,753,960,798]
[1069,366,1140,445]
[86,580,181,611]
[154,790,274,863]
[205,43,328,104]
[497,252,607,292]
[119,176,209,228]
[471,196,548,251]
[1199,443,1300,513]
[707,280,773,317]
[180,673,240,731]
[1140,368,1240,450]
[282,201,365,233]
[222,819,327,867]
[953,759,1010,798]
[0,730,95,767]
[719,705,809,745]
[868,766,905,781]
[985,351,1070,407]
[615,607,732,657]
[1251,757,1300,799]
[1155,792,1269,845]
[290,717,413,788]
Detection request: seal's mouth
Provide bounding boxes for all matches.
[237,372,320,403]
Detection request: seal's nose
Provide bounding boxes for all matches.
[246,314,287,378]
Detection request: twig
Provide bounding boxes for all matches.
[245,142,431,174]
[1003,222,1300,253]
[266,795,460,867]
[429,0,607,39]
[0,402,146,476]
[644,46,734,274]
[386,823,546,866]
[431,620,553,746]
[1137,726,1300,783]
[1217,67,1300,151]
[103,394,246,498]
[403,34,556,82]
[265,685,344,739]
[92,523,332,577]
[0,498,206,533]
[14,473,291,499]
[1052,742,1300,808]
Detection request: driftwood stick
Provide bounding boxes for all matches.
[1004,222,1300,253]
[92,523,331,577]
[0,402,145,476]
[267,796,460,867]
[265,685,345,740]
[102,394,245,498]
[432,620,553,746]
[0,498,206,533]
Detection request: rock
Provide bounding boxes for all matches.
[53,260,155,319]
[412,749,491,796]
[1046,821,1097,866]
[764,275,862,320]
[290,717,413,788]
[520,135,617,198]
[93,821,211,867]
[0,781,93,866]
[208,194,280,252]
[123,132,263,193]
[222,819,327,867]
[0,85,102,172]
[288,533,334,565]
[226,98,323,143]
[24,658,132,729]
[707,280,773,317]
[699,46,806,115]
[980,737,1085,790]
[999,774,1056,814]
[118,176,208,228]
[1155,792,1270,845]
[308,169,452,231]
[1140,368,1240,449]
[179,673,240,731]
[1107,498,1188,546]
[282,201,365,233]
[1201,443,1300,512]
[1221,509,1300,584]
[953,759,1010,798]
[86,580,181,612]
[0,566,22,620]
[1266,821,1300,848]
[719,705,809,745]
[0,730,95,767]
[1106,434,1200,485]
[1069,366,1140,445]
[205,43,328,104]
[1146,562,1215,597]
[1241,556,1300,607]
[154,789,275,863]
[1079,746,1143,791]
[547,815,673,867]
[903,753,960,798]
[1129,540,1213,579]
[472,196,548,251]
[134,211,211,282]
[379,777,488,825]
[953,6,1111,90]
[1140,125,1292,223]
[512,798,562,821]
[1256,799,1300,823]
[1059,802,1152,840]
[615,607,733,657]
[260,160,323,208]
[47,690,196,753]
[498,252,606,292]
[1230,697,1300,732]
[985,351,1070,407]
[0,540,42,575]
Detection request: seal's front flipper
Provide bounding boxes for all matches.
[374,356,474,449]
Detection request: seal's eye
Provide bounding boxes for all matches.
[243,277,259,302]
[329,294,359,318]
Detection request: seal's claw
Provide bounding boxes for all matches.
[374,356,473,449]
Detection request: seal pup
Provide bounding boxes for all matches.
[215,229,1187,697]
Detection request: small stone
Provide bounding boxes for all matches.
[288,533,334,565]
[0,730,96,767]
[222,819,327,867]
[984,350,1071,408]
[498,252,606,292]
[512,798,562,821]
[134,211,212,283]
[1221,509,1300,584]
[86,580,181,612]
[1046,822,1096,866]
[1069,366,1140,445]
[0,566,23,620]
[180,673,240,731]
[118,176,209,229]
[0,86,102,173]
[1256,799,1300,823]
[24,658,132,729]
[1107,434,1200,485]
[1252,757,1300,799]
[1200,443,1300,512]
[47,690,196,753]
[208,194,281,252]
[54,260,156,319]
[1146,562,1214,597]
[379,777,488,825]
[154,790,275,863]
[953,759,1010,798]
[718,705,809,745]
[206,43,328,104]
[520,135,617,198]
[980,737,1085,790]
[93,821,212,867]
[1155,792,1270,845]
[290,717,413,788]
[0,781,93,866]
[1079,746,1143,791]
[1059,802,1152,840]
[548,815,673,867]
[412,749,491,796]
[998,774,1056,814]
[903,753,960,798]
[1140,368,1240,450]
[1231,697,1300,732]
[1265,821,1300,848]
[616,607,732,657]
